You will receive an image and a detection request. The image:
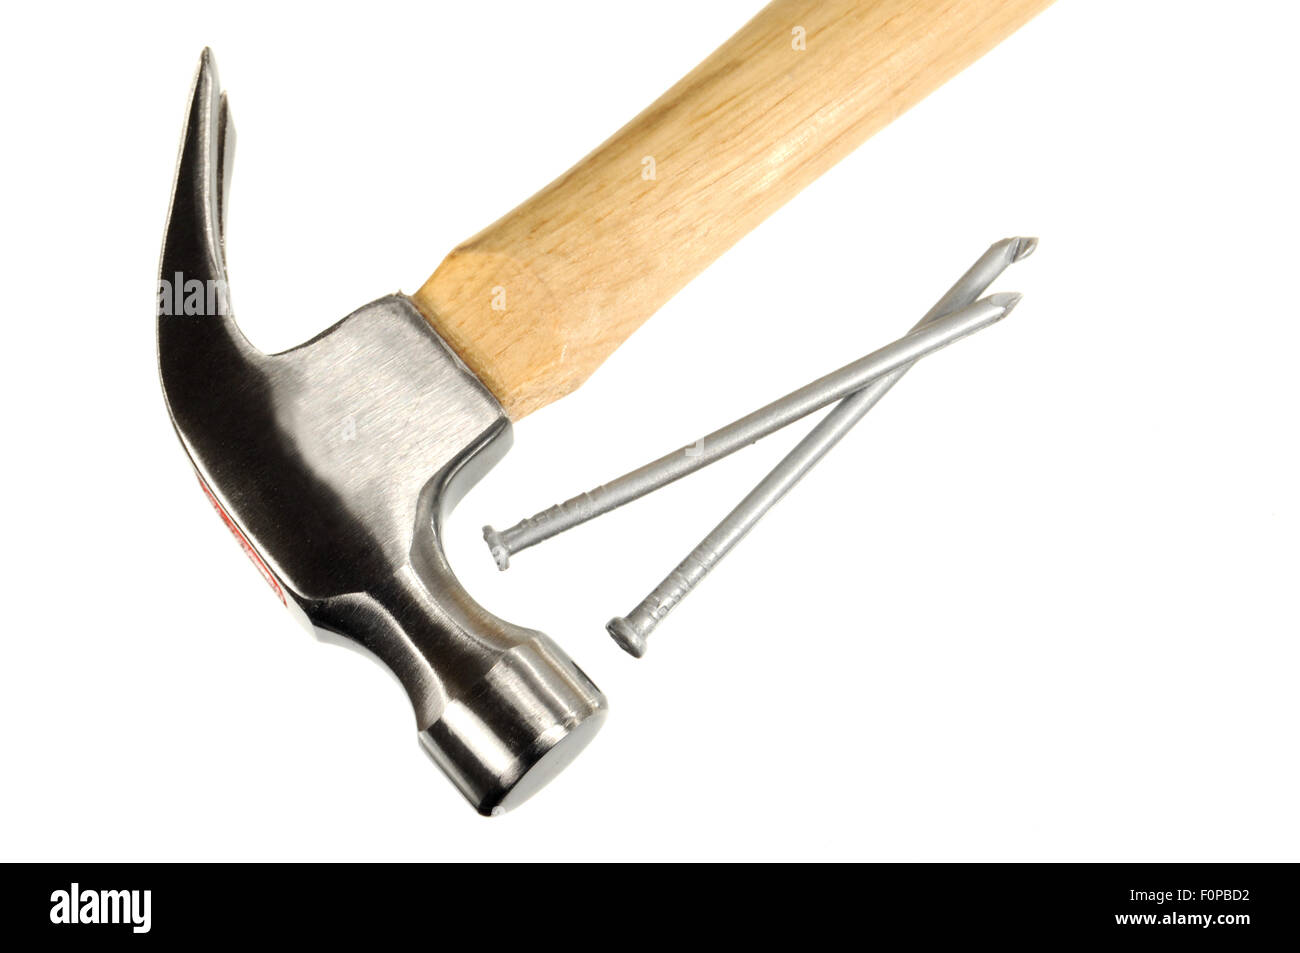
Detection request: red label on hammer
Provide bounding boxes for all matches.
[196,475,287,607]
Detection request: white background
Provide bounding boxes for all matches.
[1,1,1297,861]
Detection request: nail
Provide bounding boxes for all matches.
[485,292,1017,568]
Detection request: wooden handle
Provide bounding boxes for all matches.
[413,0,1052,419]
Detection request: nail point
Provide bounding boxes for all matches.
[987,291,1023,314]
[1012,236,1039,262]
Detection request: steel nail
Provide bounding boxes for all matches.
[485,291,1017,569]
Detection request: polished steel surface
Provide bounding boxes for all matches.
[158,51,605,815]
[485,294,1017,568]
[609,239,1034,656]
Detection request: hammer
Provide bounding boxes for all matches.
[158,0,1052,814]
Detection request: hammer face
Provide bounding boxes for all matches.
[158,50,606,814]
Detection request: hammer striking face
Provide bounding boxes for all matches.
[158,2,1052,814]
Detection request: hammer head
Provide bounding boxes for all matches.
[158,51,606,815]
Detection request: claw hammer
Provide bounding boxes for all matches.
[158,0,1053,814]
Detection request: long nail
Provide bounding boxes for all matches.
[485,292,1018,569]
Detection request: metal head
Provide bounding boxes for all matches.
[158,50,606,815]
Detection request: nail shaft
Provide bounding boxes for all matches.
[485,292,1016,569]
[606,238,1035,656]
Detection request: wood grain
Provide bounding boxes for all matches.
[412,0,1053,419]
